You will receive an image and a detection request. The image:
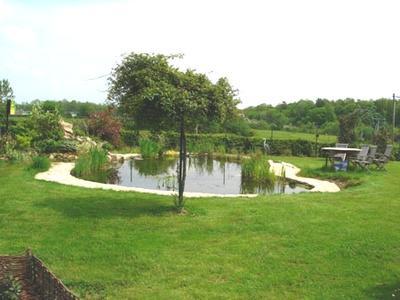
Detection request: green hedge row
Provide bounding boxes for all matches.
[122,129,400,159]
[162,132,334,157]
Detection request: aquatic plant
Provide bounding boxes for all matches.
[241,155,275,184]
[72,146,110,182]
[139,139,162,158]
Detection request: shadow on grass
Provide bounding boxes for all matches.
[365,281,400,299]
[35,193,175,219]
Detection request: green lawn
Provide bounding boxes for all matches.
[253,129,337,143]
[0,157,399,299]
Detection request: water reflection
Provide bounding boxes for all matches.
[105,156,310,195]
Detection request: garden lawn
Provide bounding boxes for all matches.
[253,129,336,143]
[0,157,399,299]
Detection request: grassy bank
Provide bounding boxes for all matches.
[0,157,399,299]
[253,129,336,143]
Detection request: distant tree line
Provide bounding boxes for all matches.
[16,99,106,118]
[243,98,400,139]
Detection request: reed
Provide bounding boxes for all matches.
[73,147,109,180]
[139,139,162,158]
[241,155,275,184]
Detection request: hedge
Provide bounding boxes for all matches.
[162,132,334,157]
[122,130,400,159]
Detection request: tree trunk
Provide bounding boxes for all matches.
[177,117,187,211]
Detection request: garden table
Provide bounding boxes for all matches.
[321,147,361,167]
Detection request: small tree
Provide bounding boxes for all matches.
[108,53,239,211]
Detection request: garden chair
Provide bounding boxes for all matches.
[367,145,378,161]
[373,145,393,170]
[352,145,371,170]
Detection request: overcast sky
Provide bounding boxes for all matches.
[1,0,400,107]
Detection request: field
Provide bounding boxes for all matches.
[253,129,337,143]
[0,157,399,299]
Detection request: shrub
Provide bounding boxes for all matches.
[241,155,275,184]
[30,156,50,171]
[121,129,139,146]
[15,134,32,149]
[35,139,77,154]
[88,108,122,146]
[139,139,162,158]
[29,103,64,142]
[223,118,253,137]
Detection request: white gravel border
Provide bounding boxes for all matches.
[34,159,340,198]
[268,160,340,193]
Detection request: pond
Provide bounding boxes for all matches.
[104,156,311,195]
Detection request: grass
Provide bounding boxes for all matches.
[29,156,51,172]
[253,129,337,143]
[0,157,400,299]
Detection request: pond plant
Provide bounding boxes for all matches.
[241,154,275,184]
[139,139,162,159]
[72,146,115,183]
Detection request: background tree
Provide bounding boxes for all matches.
[0,79,14,134]
[338,111,359,143]
[0,79,14,103]
[108,53,239,211]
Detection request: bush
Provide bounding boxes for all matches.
[35,139,77,154]
[15,134,32,149]
[29,103,64,142]
[30,155,50,171]
[88,108,122,146]
[121,129,139,146]
[223,118,253,137]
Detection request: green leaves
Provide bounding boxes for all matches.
[0,79,14,103]
[107,53,240,132]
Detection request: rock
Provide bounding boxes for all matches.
[60,120,74,139]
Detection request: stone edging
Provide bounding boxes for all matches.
[268,160,340,193]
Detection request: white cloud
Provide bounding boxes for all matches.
[0,0,400,106]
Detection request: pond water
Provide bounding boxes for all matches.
[105,156,310,195]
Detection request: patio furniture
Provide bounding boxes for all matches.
[321,147,361,168]
[373,144,393,170]
[333,143,349,162]
[352,145,371,170]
